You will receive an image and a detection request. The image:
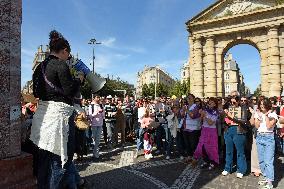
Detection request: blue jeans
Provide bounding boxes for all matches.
[136,123,144,151]
[37,113,78,189]
[256,133,275,182]
[91,126,103,157]
[224,126,247,174]
[163,125,173,156]
[105,121,115,144]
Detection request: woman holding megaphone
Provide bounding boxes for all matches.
[30,30,85,189]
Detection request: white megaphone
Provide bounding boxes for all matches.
[67,56,106,92]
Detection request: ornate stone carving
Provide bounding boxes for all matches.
[214,0,272,18]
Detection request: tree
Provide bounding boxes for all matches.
[253,84,262,97]
[169,79,190,98]
[80,76,135,99]
[142,84,150,97]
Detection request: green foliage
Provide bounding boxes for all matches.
[276,0,284,5]
[80,76,134,99]
[169,79,190,98]
[253,84,262,97]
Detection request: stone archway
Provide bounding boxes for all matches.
[186,0,284,97]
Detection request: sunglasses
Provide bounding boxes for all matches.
[241,100,247,102]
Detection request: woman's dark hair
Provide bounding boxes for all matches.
[49,30,71,53]
[209,97,218,109]
[258,98,272,111]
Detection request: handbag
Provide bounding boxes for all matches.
[75,114,90,130]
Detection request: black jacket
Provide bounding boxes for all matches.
[33,55,80,105]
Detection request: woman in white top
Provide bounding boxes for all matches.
[252,98,278,189]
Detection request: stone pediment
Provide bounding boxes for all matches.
[188,0,277,24]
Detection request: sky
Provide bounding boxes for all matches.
[21,0,261,92]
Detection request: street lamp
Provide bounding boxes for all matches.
[88,38,102,73]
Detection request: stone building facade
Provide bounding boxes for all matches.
[22,45,50,94]
[223,53,248,96]
[181,61,190,83]
[186,0,284,98]
[136,66,175,97]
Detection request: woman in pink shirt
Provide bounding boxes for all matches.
[141,109,156,159]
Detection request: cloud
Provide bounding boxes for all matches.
[101,37,116,48]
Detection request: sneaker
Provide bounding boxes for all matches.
[145,154,151,159]
[260,182,273,189]
[236,173,243,179]
[148,153,153,159]
[222,170,229,176]
[258,179,268,186]
[166,156,170,160]
[200,162,208,168]
[180,156,184,161]
[208,163,215,170]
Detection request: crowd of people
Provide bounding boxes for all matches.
[22,91,284,189]
[19,30,284,189]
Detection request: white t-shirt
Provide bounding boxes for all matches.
[254,112,278,133]
[185,104,201,131]
[138,107,146,123]
[203,112,218,129]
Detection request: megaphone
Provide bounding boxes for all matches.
[66,57,106,92]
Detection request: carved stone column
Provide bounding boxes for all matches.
[267,26,281,97]
[0,1,36,188]
[204,36,217,97]
[215,44,223,97]
[189,35,194,92]
[193,37,204,97]
[259,48,269,97]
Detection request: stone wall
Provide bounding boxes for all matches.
[0,0,22,159]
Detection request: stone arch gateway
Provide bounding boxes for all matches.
[186,0,284,97]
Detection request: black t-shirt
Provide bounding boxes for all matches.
[33,55,80,105]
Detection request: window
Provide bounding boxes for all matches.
[225,84,230,94]
[225,72,230,80]
[183,71,185,77]
[225,63,230,69]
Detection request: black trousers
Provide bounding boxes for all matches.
[183,130,201,157]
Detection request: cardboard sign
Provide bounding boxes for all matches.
[228,107,241,125]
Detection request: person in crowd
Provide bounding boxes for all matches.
[135,100,147,158]
[115,98,126,147]
[155,96,172,159]
[166,105,179,159]
[30,30,84,189]
[74,99,88,161]
[100,97,108,146]
[216,97,226,161]
[124,95,135,140]
[192,97,219,170]
[141,108,156,159]
[252,98,278,189]
[222,94,250,179]
[89,94,105,159]
[176,98,187,160]
[104,95,117,149]
[183,94,201,163]
[248,97,262,177]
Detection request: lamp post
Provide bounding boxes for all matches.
[88,38,101,73]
